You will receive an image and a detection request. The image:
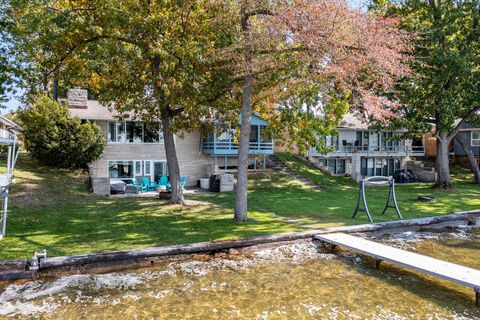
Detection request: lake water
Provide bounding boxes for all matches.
[0,227,479,319]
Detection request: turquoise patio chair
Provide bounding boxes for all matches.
[142,176,157,191]
[163,177,186,191]
[158,176,170,188]
[132,179,146,193]
[180,177,187,191]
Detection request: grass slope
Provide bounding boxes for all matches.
[0,153,478,260]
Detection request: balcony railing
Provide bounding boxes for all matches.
[202,140,274,155]
[311,145,425,156]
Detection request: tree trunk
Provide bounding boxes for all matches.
[234,2,253,222]
[53,74,59,101]
[435,131,452,188]
[455,134,480,184]
[234,74,253,222]
[161,111,186,205]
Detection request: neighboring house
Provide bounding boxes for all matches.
[0,116,22,140]
[308,113,425,181]
[453,124,480,168]
[65,89,274,195]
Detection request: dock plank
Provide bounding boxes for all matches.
[315,233,480,292]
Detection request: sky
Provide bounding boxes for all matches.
[2,0,368,115]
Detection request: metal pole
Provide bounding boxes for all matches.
[362,181,373,222]
[6,145,11,176]
[391,179,403,219]
[1,196,7,238]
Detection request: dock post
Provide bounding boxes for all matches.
[475,288,479,307]
[375,258,382,269]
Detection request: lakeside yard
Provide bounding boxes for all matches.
[0,154,479,260]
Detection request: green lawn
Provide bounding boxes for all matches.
[0,153,479,260]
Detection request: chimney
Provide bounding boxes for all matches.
[67,88,88,109]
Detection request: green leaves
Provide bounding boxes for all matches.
[390,0,480,133]
[17,95,106,168]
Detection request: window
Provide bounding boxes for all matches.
[145,161,151,175]
[337,159,345,174]
[108,122,116,142]
[361,157,402,177]
[108,121,163,143]
[135,161,142,175]
[126,121,143,143]
[117,122,126,142]
[109,161,134,178]
[144,123,162,143]
[153,161,168,182]
[472,131,480,146]
[250,125,259,142]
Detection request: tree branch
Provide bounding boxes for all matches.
[447,107,480,142]
[245,9,275,18]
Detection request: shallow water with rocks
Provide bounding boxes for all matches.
[0,227,479,319]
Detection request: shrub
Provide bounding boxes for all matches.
[18,95,106,168]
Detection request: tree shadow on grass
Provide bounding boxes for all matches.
[0,196,301,259]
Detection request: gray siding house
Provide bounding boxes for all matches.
[65,89,274,194]
[453,126,480,167]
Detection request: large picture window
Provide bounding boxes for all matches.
[109,161,134,178]
[108,121,163,143]
[472,131,480,146]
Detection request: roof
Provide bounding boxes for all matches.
[337,113,370,130]
[0,116,22,131]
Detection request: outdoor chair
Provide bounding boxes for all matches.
[142,176,157,191]
[164,177,187,191]
[180,177,187,191]
[158,176,170,188]
[132,179,145,193]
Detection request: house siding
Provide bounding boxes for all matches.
[454,131,480,156]
[88,120,215,187]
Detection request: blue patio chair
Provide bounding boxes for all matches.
[158,176,170,188]
[142,176,157,191]
[132,179,145,193]
[163,177,186,191]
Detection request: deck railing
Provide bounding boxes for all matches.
[311,145,425,156]
[202,140,274,154]
[332,145,424,153]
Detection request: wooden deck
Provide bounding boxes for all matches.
[315,232,480,306]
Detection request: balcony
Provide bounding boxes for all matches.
[310,145,425,157]
[202,140,274,156]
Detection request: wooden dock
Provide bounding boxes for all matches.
[315,233,480,306]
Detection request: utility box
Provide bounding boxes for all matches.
[219,174,234,192]
[209,174,234,192]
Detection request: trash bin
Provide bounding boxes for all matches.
[209,174,221,192]
[199,178,210,190]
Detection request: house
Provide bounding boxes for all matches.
[65,88,274,195]
[308,113,426,181]
[0,116,22,140]
[453,124,480,168]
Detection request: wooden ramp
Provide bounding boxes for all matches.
[315,233,480,306]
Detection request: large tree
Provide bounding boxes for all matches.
[372,0,480,188]
[225,0,411,222]
[4,0,234,204]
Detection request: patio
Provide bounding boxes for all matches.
[109,187,213,198]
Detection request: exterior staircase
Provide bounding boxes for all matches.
[268,155,322,191]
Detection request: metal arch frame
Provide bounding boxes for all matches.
[352,176,403,223]
[0,132,21,240]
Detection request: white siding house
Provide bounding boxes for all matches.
[308,113,425,181]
